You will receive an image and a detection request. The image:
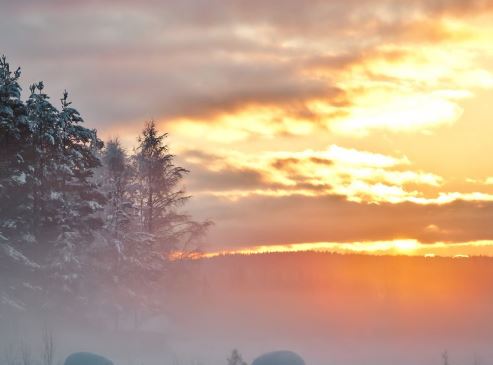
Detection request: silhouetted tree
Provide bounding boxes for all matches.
[134,120,188,235]
[442,351,449,365]
[228,350,248,365]
[132,120,211,261]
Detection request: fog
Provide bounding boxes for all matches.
[3,252,493,365]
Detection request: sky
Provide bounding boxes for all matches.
[2,0,493,256]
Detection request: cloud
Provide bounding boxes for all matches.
[3,0,493,139]
[179,143,493,248]
[187,193,493,248]
[4,0,493,251]
[182,145,450,204]
[181,150,267,191]
[330,93,464,136]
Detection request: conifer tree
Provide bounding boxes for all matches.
[101,138,132,242]
[43,90,105,302]
[93,121,210,326]
[227,350,248,365]
[1,56,106,312]
[25,81,61,241]
[25,84,105,268]
[0,55,31,244]
[0,56,210,320]
[0,56,39,312]
[134,120,189,238]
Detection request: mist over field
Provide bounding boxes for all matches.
[3,252,493,365]
[156,253,493,365]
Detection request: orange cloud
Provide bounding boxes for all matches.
[6,0,493,253]
[182,145,493,205]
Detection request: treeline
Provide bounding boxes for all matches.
[0,56,210,324]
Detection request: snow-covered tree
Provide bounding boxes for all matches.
[132,121,211,262]
[25,81,63,241]
[0,56,105,313]
[0,55,31,244]
[90,122,210,328]
[0,56,39,312]
[25,82,105,273]
[100,139,133,241]
[48,90,105,277]
[91,139,134,326]
[1,56,210,323]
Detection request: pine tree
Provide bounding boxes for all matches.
[227,350,248,365]
[134,121,212,259]
[1,57,106,313]
[53,91,105,261]
[1,56,211,321]
[43,90,105,305]
[100,138,132,242]
[22,83,105,247]
[0,56,39,312]
[94,139,135,326]
[96,121,183,324]
[134,120,189,238]
[92,121,211,327]
[25,81,61,241]
[0,55,31,243]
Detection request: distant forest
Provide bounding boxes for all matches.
[0,55,210,324]
[186,251,493,343]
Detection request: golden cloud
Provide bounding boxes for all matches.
[182,144,493,205]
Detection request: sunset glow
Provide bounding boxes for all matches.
[5,2,493,365]
[190,239,493,259]
[4,1,493,256]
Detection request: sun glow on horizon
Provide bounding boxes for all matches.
[393,239,420,252]
[175,239,493,260]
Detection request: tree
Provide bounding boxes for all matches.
[50,90,105,266]
[0,55,31,244]
[228,350,248,365]
[25,85,104,245]
[24,84,105,310]
[134,121,189,235]
[25,81,62,242]
[0,56,105,313]
[0,55,211,324]
[442,351,449,365]
[134,121,211,255]
[43,90,105,308]
[93,139,135,327]
[0,56,40,312]
[92,121,211,328]
[100,139,132,241]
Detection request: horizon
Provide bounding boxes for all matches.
[191,239,493,259]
